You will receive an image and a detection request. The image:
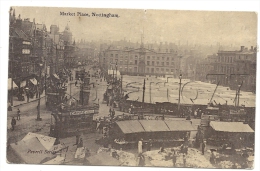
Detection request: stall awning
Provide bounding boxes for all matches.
[164,120,196,131]
[138,120,170,132]
[53,74,60,80]
[8,78,18,90]
[30,78,38,85]
[116,120,145,134]
[210,121,254,133]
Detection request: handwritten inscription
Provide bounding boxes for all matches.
[60,12,120,18]
[27,146,69,155]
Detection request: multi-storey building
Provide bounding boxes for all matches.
[195,46,256,92]
[100,42,180,77]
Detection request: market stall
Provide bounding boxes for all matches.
[206,121,254,149]
[110,120,196,150]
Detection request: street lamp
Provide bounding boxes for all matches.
[178,74,182,117]
[36,63,43,121]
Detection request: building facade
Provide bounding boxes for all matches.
[100,44,180,77]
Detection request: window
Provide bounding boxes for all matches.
[171,62,174,65]
[135,55,138,59]
[230,57,232,63]
[125,60,128,64]
[111,54,113,57]
[134,67,137,72]
[115,54,118,58]
[171,69,174,72]
[157,62,159,66]
[161,62,164,66]
[135,60,137,65]
[166,62,169,66]
[152,61,154,66]
[161,68,164,71]
[171,57,174,61]
[152,56,155,60]
[120,60,123,64]
[147,56,150,60]
[125,56,128,58]
[147,61,150,65]
[157,57,160,60]
[162,57,165,60]
[156,68,159,71]
[22,41,31,45]
[167,57,169,61]
[22,49,30,54]
[147,68,150,72]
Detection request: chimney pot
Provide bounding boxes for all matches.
[241,46,245,51]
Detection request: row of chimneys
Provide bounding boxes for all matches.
[241,46,256,51]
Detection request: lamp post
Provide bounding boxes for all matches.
[149,82,154,103]
[178,74,182,117]
[36,63,43,121]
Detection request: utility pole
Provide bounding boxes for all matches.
[178,74,182,116]
[142,79,145,107]
[37,64,43,121]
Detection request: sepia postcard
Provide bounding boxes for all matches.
[5,6,257,170]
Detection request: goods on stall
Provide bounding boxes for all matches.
[116,150,136,166]
[218,161,235,168]
[96,147,136,166]
[143,148,214,168]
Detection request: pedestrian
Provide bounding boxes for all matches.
[112,109,115,118]
[26,94,30,102]
[183,154,186,167]
[11,117,16,131]
[74,129,80,146]
[147,139,152,151]
[138,138,143,154]
[202,141,206,155]
[77,138,83,148]
[17,108,21,120]
[137,152,145,166]
[109,108,112,116]
[171,149,177,167]
[210,150,216,164]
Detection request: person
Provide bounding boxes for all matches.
[202,141,206,155]
[183,154,186,167]
[26,93,30,102]
[138,138,143,154]
[11,117,16,131]
[17,108,21,120]
[194,109,198,119]
[109,108,112,116]
[112,109,115,118]
[171,149,177,167]
[147,139,152,151]
[137,153,145,166]
[77,138,83,148]
[210,150,216,164]
[74,130,81,146]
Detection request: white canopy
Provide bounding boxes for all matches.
[8,78,18,90]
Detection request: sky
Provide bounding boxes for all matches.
[12,7,258,47]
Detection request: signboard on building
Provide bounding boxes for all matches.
[70,110,95,116]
